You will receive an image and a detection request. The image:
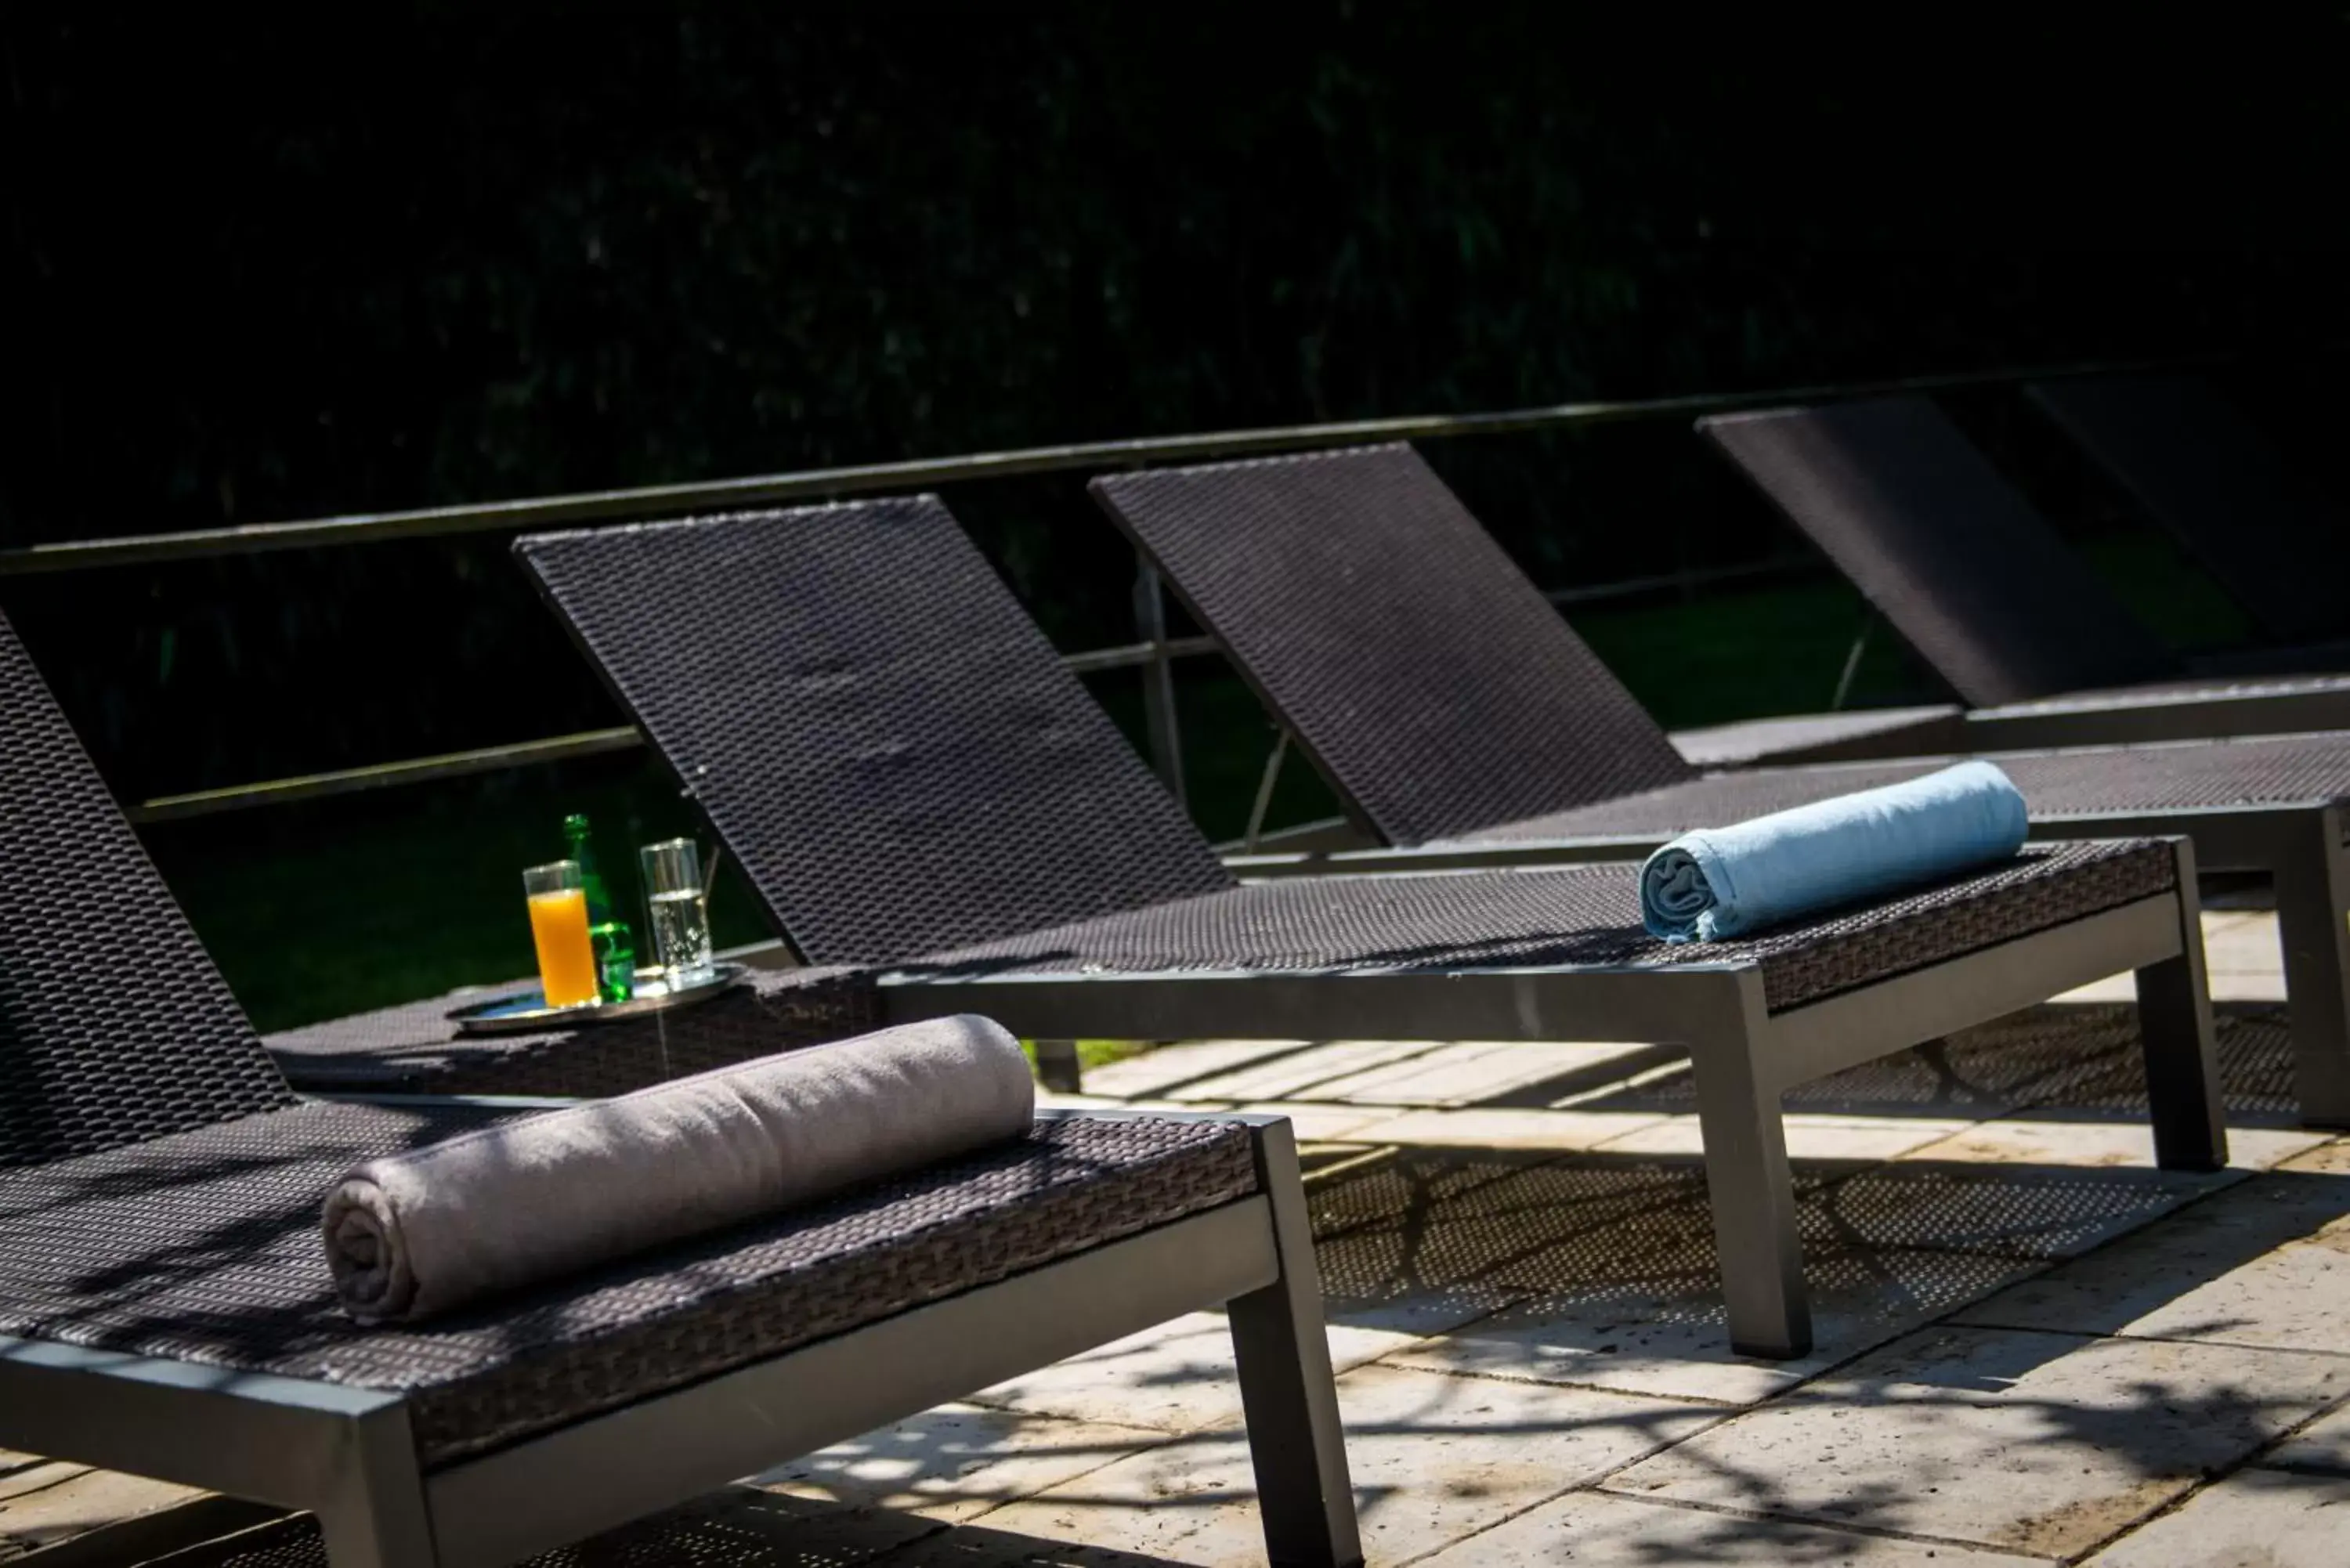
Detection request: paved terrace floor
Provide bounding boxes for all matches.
[9,907,2348,1566]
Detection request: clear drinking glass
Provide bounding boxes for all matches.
[522,860,601,1008]
[638,838,715,985]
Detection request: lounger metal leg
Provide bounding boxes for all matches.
[1691,981,1810,1360]
[2274,806,2350,1127]
[1133,558,1188,807]
[2134,842,2228,1171]
[1227,1121,1362,1568]
[315,1404,436,1568]
[1033,1039,1083,1093]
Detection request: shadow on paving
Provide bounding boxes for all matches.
[1594,1322,2350,1559]
[1303,1140,2344,1383]
[136,1488,1204,1566]
[1537,999,2298,1125]
[1307,1142,2232,1302]
[88,1149,2350,1567]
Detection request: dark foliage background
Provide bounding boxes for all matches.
[5,2,2349,803]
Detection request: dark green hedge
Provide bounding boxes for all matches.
[4,5,2348,797]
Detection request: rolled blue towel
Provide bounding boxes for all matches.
[1640,761,2030,943]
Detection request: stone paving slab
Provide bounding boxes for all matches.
[1304,1041,1679,1109]
[970,1361,1718,1568]
[0,1468,208,1560]
[659,1489,944,1566]
[1415,1488,2050,1566]
[1343,1106,1671,1149]
[2081,1465,2350,1566]
[1390,1247,2048,1407]
[1350,1150,2224,1402]
[867,1519,1196,1566]
[1037,1093,1400,1146]
[1994,1005,2305,1128]
[92,1492,946,1568]
[1576,1005,2151,1123]
[964,1312,1408,1435]
[1900,1118,2327,1172]
[757,1404,1166,1526]
[1805,1159,2229,1259]
[18,914,2343,1567]
[1310,1223,1532,1338]
[1036,1094,1392,1144]
[1224,1102,1393,1141]
[1594,1112,1974,1163]
[1075,1039,1308,1100]
[1307,1156,1720,1338]
[1954,1167,2350,1352]
[2061,911,2285,1004]
[2262,1403,2350,1474]
[2202,912,2287,985]
[1303,1145,1587,1241]
[645,1488,947,1566]
[2280,1136,2350,1174]
[1159,1039,1445,1103]
[1603,1325,2350,1558]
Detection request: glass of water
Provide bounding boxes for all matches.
[638,837,715,987]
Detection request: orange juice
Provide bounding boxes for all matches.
[528,887,600,1007]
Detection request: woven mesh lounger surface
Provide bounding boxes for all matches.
[2029,374,2350,644]
[1092,444,2350,846]
[1697,398,2183,705]
[1091,446,1695,847]
[279,848,2177,1051]
[1463,735,2350,845]
[515,501,1232,965]
[0,1101,1255,1466]
[905,843,2175,1017]
[0,617,295,1167]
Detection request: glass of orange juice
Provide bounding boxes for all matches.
[522,860,600,1009]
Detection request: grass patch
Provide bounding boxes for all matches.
[1020,1039,1155,1075]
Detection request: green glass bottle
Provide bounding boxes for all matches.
[562,813,635,1003]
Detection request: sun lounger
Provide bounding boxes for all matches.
[511,499,2228,1357]
[0,630,1356,1563]
[1088,443,2350,1129]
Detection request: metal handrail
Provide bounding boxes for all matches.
[0,349,2235,576]
[128,728,645,824]
[126,639,1223,822]
[117,558,1813,822]
[58,342,2305,822]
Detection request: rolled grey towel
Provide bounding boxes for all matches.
[322,1014,1036,1324]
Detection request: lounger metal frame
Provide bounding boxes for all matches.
[1960,690,2350,751]
[0,1109,1358,1568]
[1231,803,2349,1129]
[1705,685,2350,765]
[877,840,2225,1360]
[1690,397,2350,760]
